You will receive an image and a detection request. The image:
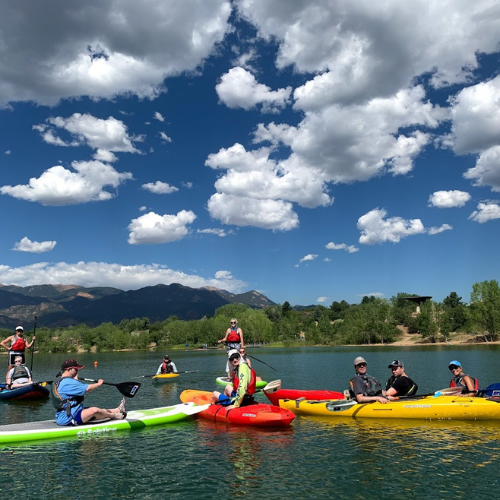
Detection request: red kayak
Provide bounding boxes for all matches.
[263,380,345,406]
[180,390,295,427]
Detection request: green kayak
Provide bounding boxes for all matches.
[216,376,268,389]
[0,402,206,444]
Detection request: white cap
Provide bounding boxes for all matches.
[227,349,240,359]
[15,326,23,331]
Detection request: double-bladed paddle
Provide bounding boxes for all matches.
[246,354,277,371]
[131,370,198,379]
[78,378,141,398]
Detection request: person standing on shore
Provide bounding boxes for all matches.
[385,360,418,397]
[0,326,35,378]
[349,356,389,404]
[218,318,245,378]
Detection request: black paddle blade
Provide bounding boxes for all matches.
[116,381,141,398]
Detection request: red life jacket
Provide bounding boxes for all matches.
[227,327,241,343]
[233,366,257,395]
[11,334,26,352]
[161,360,173,374]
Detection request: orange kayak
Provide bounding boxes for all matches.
[180,389,295,427]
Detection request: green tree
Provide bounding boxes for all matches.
[417,300,439,342]
[470,280,500,341]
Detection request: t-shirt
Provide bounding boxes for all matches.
[7,366,31,384]
[54,378,87,426]
[387,376,413,396]
[350,373,382,397]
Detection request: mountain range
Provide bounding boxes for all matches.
[0,283,276,329]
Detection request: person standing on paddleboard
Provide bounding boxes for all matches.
[156,354,178,375]
[52,359,126,426]
[218,318,245,378]
[0,326,35,378]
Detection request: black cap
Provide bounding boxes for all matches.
[388,359,404,368]
[61,359,84,371]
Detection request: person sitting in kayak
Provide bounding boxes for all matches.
[238,347,263,383]
[6,356,33,389]
[349,356,389,404]
[52,359,126,426]
[385,360,418,398]
[211,349,256,408]
[0,326,36,378]
[218,318,245,378]
[156,354,178,375]
[449,360,478,396]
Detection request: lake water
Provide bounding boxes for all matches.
[1,345,500,499]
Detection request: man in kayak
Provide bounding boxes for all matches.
[211,349,257,408]
[52,359,127,426]
[0,326,36,378]
[156,354,178,375]
[218,318,245,378]
[6,356,33,389]
[385,360,418,397]
[449,360,478,396]
[349,356,390,404]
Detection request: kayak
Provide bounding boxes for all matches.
[263,381,345,406]
[0,402,204,444]
[152,373,179,383]
[0,382,50,401]
[216,376,268,389]
[180,389,295,427]
[279,395,500,420]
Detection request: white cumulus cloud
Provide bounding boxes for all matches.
[428,224,452,235]
[142,181,179,194]
[428,190,471,208]
[12,237,57,253]
[469,202,500,223]
[325,242,359,253]
[128,210,196,244]
[358,208,425,244]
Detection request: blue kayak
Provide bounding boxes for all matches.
[0,382,50,401]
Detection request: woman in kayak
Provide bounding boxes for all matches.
[449,360,478,396]
[6,356,33,389]
[52,359,126,426]
[385,360,418,397]
[0,326,36,378]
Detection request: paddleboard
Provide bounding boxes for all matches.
[215,376,268,389]
[0,402,203,444]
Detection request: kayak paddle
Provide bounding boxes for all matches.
[78,378,141,398]
[132,370,198,379]
[30,316,37,376]
[246,354,277,371]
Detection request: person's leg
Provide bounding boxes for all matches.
[79,406,126,423]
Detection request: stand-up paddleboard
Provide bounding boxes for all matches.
[0,402,206,444]
[152,373,180,383]
[215,376,268,389]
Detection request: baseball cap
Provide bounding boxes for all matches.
[449,360,461,367]
[164,354,170,359]
[388,360,404,368]
[354,356,367,366]
[228,349,240,359]
[61,359,84,371]
[15,326,23,331]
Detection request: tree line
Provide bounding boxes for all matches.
[2,280,499,353]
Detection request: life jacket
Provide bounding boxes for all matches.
[385,375,418,396]
[11,365,30,381]
[233,366,257,395]
[450,374,479,393]
[10,334,26,352]
[227,327,241,343]
[161,360,173,374]
[51,379,85,416]
[349,374,383,398]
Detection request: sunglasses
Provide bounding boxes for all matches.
[230,322,236,325]
[356,363,367,368]
[14,360,22,363]
[230,355,240,361]
[449,365,460,371]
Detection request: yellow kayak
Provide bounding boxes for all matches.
[279,395,500,420]
[152,373,180,383]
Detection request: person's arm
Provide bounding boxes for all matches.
[462,375,476,395]
[245,356,252,368]
[218,329,229,344]
[239,328,245,348]
[0,336,13,351]
[156,364,162,375]
[232,365,250,408]
[6,368,13,385]
[85,379,103,392]
[26,336,35,349]
[171,362,178,373]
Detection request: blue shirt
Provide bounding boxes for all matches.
[55,378,87,425]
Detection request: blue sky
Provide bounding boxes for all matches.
[1,0,500,307]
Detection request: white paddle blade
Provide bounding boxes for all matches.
[434,387,463,397]
[263,379,281,393]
